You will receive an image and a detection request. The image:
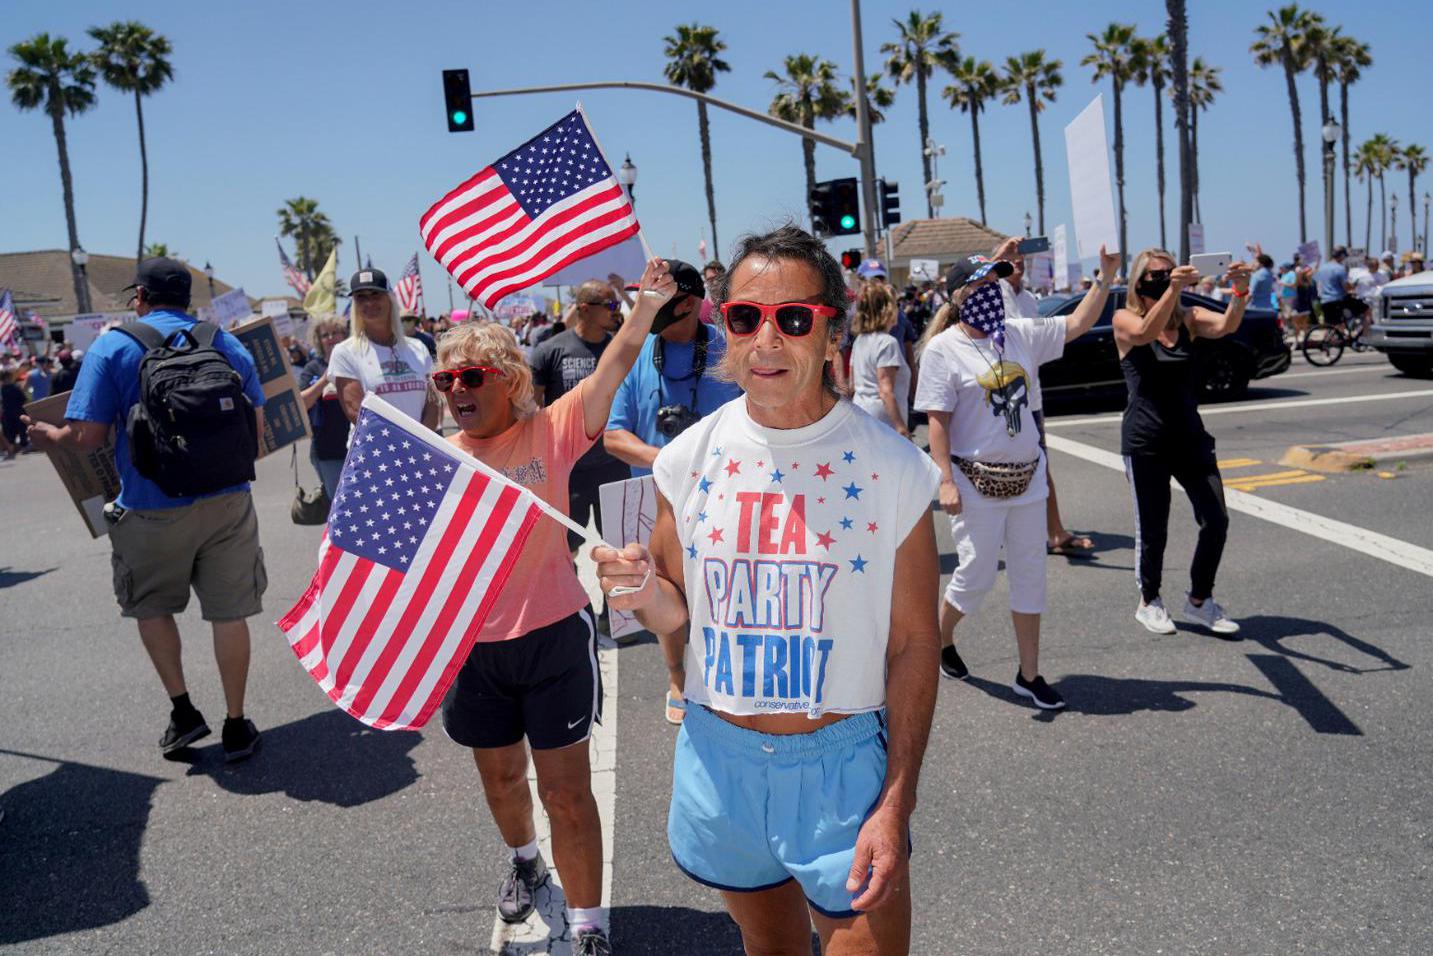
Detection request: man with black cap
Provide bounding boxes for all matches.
[604,259,742,478]
[23,257,268,760]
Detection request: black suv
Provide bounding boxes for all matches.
[1035,288,1291,402]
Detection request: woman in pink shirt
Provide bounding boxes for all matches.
[436,258,674,953]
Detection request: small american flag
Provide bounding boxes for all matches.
[393,252,424,314]
[277,395,546,730]
[419,108,639,309]
[0,290,19,354]
[276,237,312,297]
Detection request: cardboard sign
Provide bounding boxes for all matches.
[232,314,312,456]
[24,391,122,538]
[210,287,252,325]
[597,475,657,640]
[1065,95,1120,259]
[908,259,940,283]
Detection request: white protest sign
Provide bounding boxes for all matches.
[1052,225,1070,291]
[1296,240,1322,268]
[1068,261,1085,288]
[64,313,135,350]
[909,258,940,283]
[262,299,295,335]
[1187,222,1206,256]
[597,474,658,640]
[1027,254,1055,289]
[1064,95,1120,259]
[210,287,252,325]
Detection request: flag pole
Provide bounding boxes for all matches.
[575,101,655,262]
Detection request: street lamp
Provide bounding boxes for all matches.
[1391,191,1399,252]
[1423,191,1430,257]
[1024,211,1033,238]
[619,153,637,207]
[1322,121,1340,255]
[923,138,946,218]
[204,261,216,301]
[70,246,92,313]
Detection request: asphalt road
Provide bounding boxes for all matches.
[2,351,1430,955]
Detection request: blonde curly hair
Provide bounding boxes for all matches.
[435,322,537,418]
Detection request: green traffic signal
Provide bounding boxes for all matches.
[839,214,856,230]
[451,110,468,126]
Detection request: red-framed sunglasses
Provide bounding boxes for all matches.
[431,365,505,391]
[720,301,840,337]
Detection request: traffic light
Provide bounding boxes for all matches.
[442,68,474,132]
[878,179,900,228]
[840,249,862,270]
[809,177,860,237]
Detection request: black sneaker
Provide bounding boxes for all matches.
[573,926,612,956]
[497,853,548,923]
[1012,671,1066,710]
[939,645,969,680]
[160,708,210,754]
[221,718,261,762]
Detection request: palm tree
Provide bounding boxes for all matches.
[881,11,959,219]
[1188,58,1223,223]
[1167,0,1193,262]
[1252,4,1323,243]
[1399,144,1429,252]
[663,24,730,260]
[6,33,96,313]
[1354,138,1382,253]
[858,72,896,125]
[765,55,850,227]
[1365,133,1399,250]
[1082,23,1139,272]
[143,242,174,258]
[1001,51,1063,236]
[88,21,173,265]
[941,56,1002,226]
[277,197,338,279]
[1132,34,1171,247]
[1331,34,1371,247]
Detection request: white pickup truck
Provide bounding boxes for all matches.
[1369,270,1433,377]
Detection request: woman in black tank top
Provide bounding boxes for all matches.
[1111,248,1253,638]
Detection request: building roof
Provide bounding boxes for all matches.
[888,218,1013,266]
[0,250,244,322]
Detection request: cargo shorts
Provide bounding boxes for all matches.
[108,491,267,621]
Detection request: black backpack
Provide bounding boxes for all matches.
[119,322,259,497]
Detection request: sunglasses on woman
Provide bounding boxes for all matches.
[720,301,841,337]
[584,299,620,312]
[431,365,505,391]
[1142,269,1173,282]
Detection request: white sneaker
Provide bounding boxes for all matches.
[1135,599,1176,634]
[1182,597,1240,635]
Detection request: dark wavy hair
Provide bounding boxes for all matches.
[713,224,850,393]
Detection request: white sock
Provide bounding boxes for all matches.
[566,905,607,932]
[508,839,539,862]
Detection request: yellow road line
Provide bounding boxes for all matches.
[1217,458,1263,469]
[1226,474,1327,491]
[1226,469,1309,485]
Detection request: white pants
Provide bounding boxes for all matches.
[943,497,1048,616]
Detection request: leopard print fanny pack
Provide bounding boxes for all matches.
[952,455,1040,500]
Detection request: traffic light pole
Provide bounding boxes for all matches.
[848,0,879,258]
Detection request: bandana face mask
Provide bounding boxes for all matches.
[959,280,1007,350]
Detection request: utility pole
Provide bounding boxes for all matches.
[354,235,363,272]
[848,0,878,258]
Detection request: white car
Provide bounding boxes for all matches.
[1369,269,1433,377]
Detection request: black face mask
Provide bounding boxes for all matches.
[651,294,692,334]
[1137,276,1171,300]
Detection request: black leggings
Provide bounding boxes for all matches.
[1124,453,1229,604]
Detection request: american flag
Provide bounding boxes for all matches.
[393,252,424,314]
[276,237,312,297]
[419,108,640,309]
[0,290,19,354]
[277,396,545,730]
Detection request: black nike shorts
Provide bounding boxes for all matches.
[440,608,602,751]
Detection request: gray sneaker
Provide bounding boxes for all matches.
[496,853,548,923]
[573,926,612,956]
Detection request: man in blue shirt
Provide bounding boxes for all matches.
[1249,254,1279,311]
[605,260,742,477]
[24,258,268,761]
[1312,246,1369,336]
[25,357,52,400]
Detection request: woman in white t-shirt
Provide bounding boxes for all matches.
[592,225,941,953]
[914,245,1118,710]
[326,268,439,429]
[849,283,912,436]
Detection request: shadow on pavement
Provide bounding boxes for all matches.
[611,905,813,954]
[0,758,164,945]
[1239,613,1411,674]
[0,566,56,589]
[182,708,421,807]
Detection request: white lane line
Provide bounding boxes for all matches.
[1279,363,1395,381]
[1047,433,1433,579]
[1045,388,1433,428]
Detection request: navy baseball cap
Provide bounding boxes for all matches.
[123,257,192,300]
[944,255,1014,294]
[349,268,389,294]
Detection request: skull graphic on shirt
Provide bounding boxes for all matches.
[976,360,1030,435]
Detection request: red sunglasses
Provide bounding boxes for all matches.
[720,301,840,337]
[431,365,505,391]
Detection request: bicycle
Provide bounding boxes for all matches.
[1300,301,1372,366]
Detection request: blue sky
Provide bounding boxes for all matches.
[3,0,1428,304]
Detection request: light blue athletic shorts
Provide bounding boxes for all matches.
[668,703,892,918]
